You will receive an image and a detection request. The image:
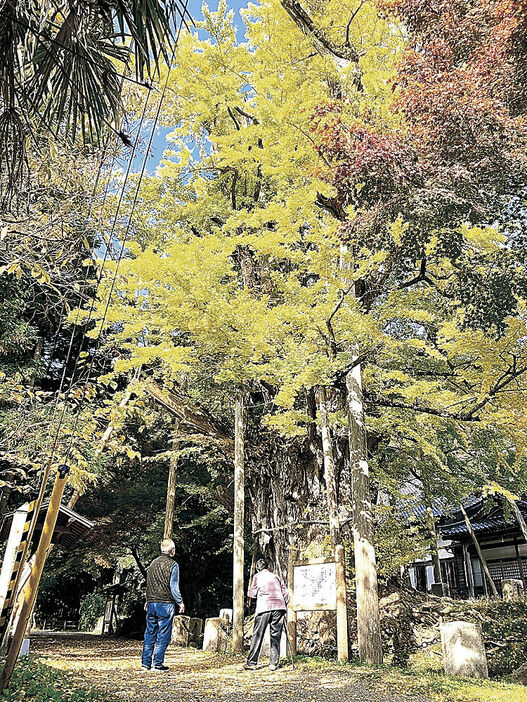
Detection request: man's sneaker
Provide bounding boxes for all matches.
[268,664,279,671]
[243,663,257,670]
[152,665,169,672]
[140,665,151,672]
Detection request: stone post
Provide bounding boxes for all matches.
[440,621,488,679]
[502,579,524,601]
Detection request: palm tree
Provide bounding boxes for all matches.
[0,0,190,211]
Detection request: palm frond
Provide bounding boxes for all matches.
[0,0,192,212]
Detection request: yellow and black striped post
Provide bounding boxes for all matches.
[0,500,37,648]
[0,459,53,650]
[0,465,70,691]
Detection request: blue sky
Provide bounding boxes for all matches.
[130,0,249,175]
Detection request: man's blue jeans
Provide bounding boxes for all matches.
[142,602,175,668]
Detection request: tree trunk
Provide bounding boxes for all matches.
[129,546,148,580]
[232,390,245,653]
[346,361,382,663]
[459,504,499,597]
[316,386,339,549]
[422,471,442,587]
[507,497,527,543]
[164,423,179,540]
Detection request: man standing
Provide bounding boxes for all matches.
[244,559,289,671]
[141,538,185,672]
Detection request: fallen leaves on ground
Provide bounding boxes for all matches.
[30,634,427,702]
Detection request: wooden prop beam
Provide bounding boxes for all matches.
[0,466,69,691]
[335,545,348,662]
[232,390,245,653]
[287,549,298,656]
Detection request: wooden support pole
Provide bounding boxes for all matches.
[347,361,382,663]
[340,243,382,664]
[287,548,297,656]
[422,470,442,588]
[164,423,179,540]
[316,387,340,550]
[459,504,498,597]
[508,497,527,544]
[232,390,245,653]
[0,465,69,691]
[462,542,475,598]
[335,545,348,662]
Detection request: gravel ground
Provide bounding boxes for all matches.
[31,633,429,702]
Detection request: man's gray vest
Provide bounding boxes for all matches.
[146,555,175,604]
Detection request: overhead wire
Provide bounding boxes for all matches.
[0,1,191,664]
[62,0,191,466]
[45,91,152,457]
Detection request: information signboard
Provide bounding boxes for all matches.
[287,548,348,662]
[293,562,336,611]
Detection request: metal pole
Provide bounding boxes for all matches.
[0,465,70,691]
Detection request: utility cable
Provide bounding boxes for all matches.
[62,0,190,465]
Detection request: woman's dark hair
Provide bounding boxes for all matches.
[255,558,267,572]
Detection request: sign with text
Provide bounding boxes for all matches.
[293,561,336,611]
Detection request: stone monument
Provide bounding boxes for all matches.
[440,621,488,679]
[502,579,524,601]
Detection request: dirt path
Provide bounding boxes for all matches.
[32,633,428,702]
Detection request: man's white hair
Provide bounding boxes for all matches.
[160,538,175,555]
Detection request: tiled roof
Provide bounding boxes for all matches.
[440,517,508,537]
[439,499,527,539]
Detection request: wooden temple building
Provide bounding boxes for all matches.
[409,496,527,598]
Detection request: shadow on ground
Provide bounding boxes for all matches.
[32,633,428,702]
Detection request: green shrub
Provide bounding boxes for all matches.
[0,657,107,701]
[79,592,105,631]
[453,599,527,677]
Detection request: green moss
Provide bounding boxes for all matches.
[380,665,527,702]
[0,657,111,702]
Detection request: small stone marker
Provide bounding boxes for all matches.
[190,617,204,645]
[172,617,204,647]
[173,615,192,646]
[202,617,229,652]
[219,608,233,624]
[502,579,524,601]
[440,621,488,679]
[512,661,527,685]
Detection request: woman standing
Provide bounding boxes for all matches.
[244,559,289,671]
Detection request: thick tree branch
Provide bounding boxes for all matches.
[368,395,480,422]
[227,106,241,131]
[235,106,259,124]
[145,382,234,456]
[399,258,428,289]
[315,191,346,220]
[129,546,147,579]
[281,0,360,64]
